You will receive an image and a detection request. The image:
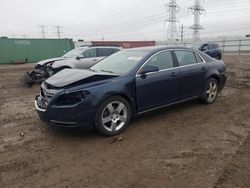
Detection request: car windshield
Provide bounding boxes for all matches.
[62,48,86,58]
[91,50,149,74]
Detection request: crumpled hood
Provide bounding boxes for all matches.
[45,69,119,88]
[36,57,66,66]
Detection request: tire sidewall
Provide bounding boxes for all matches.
[95,96,131,136]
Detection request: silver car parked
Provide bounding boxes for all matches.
[22,46,121,86]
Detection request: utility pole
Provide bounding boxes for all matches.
[54,26,63,39]
[165,0,180,42]
[188,0,206,42]
[180,24,184,42]
[38,25,47,39]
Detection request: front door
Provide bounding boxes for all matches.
[75,48,101,69]
[136,50,180,112]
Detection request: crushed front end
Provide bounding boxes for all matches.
[35,82,96,129]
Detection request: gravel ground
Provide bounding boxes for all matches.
[0,54,250,188]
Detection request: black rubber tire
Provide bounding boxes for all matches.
[215,54,221,60]
[201,78,219,104]
[95,96,131,136]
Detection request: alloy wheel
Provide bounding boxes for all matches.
[206,80,218,103]
[101,101,128,132]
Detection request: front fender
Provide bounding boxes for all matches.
[52,60,75,69]
[86,78,136,113]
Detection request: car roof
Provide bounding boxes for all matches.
[78,46,121,49]
[125,45,193,52]
[201,42,218,45]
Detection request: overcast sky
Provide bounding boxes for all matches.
[0,0,249,41]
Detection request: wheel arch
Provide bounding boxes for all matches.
[205,69,221,87]
[100,93,137,116]
[59,65,72,69]
[209,74,220,86]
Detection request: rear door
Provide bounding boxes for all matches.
[174,50,207,99]
[212,44,222,58]
[136,50,180,112]
[208,43,216,57]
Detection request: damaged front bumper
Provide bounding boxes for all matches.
[21,71,45,86]
[35,94,96,129]
[21,67,53,86]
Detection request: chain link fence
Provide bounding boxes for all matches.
[156,38,250,54]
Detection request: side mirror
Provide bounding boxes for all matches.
[139,65,159,75]
[76,54,84,60]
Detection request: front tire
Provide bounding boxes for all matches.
[95,96,131,136]
[202,78,219,104]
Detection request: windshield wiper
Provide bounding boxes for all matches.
[100,69,115,74]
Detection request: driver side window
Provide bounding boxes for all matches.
[146,51,174,70]
[82,49,97,58]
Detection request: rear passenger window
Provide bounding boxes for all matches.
[214,44,219,48]
[208,44,214,49]
[194,53,203,63]
[146,51,174,70]
[174,50,197,66]
[83,49,97,58]
[97,48,115,57]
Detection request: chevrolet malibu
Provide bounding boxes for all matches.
[35,46,227,136]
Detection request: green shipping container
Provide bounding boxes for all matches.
[0,38,74,64]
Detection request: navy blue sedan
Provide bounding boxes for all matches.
[35,46,227,136]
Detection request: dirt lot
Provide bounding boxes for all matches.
[0,54,250,188]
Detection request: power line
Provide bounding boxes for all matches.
[75,14,164,36]
[62,1,249,40]
[66,2,249,40]
[188,0,206,42]
[62,7,165,33]
[165,0,180,41]
[73,0,158,27]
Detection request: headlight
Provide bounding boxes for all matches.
[55,91,89,106]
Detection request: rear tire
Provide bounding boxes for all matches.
[215,54,221,60]
[95,96,131,136]
[201,78,219,104]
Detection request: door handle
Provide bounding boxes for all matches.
[201,66,207,71]
[171,72,177,77]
